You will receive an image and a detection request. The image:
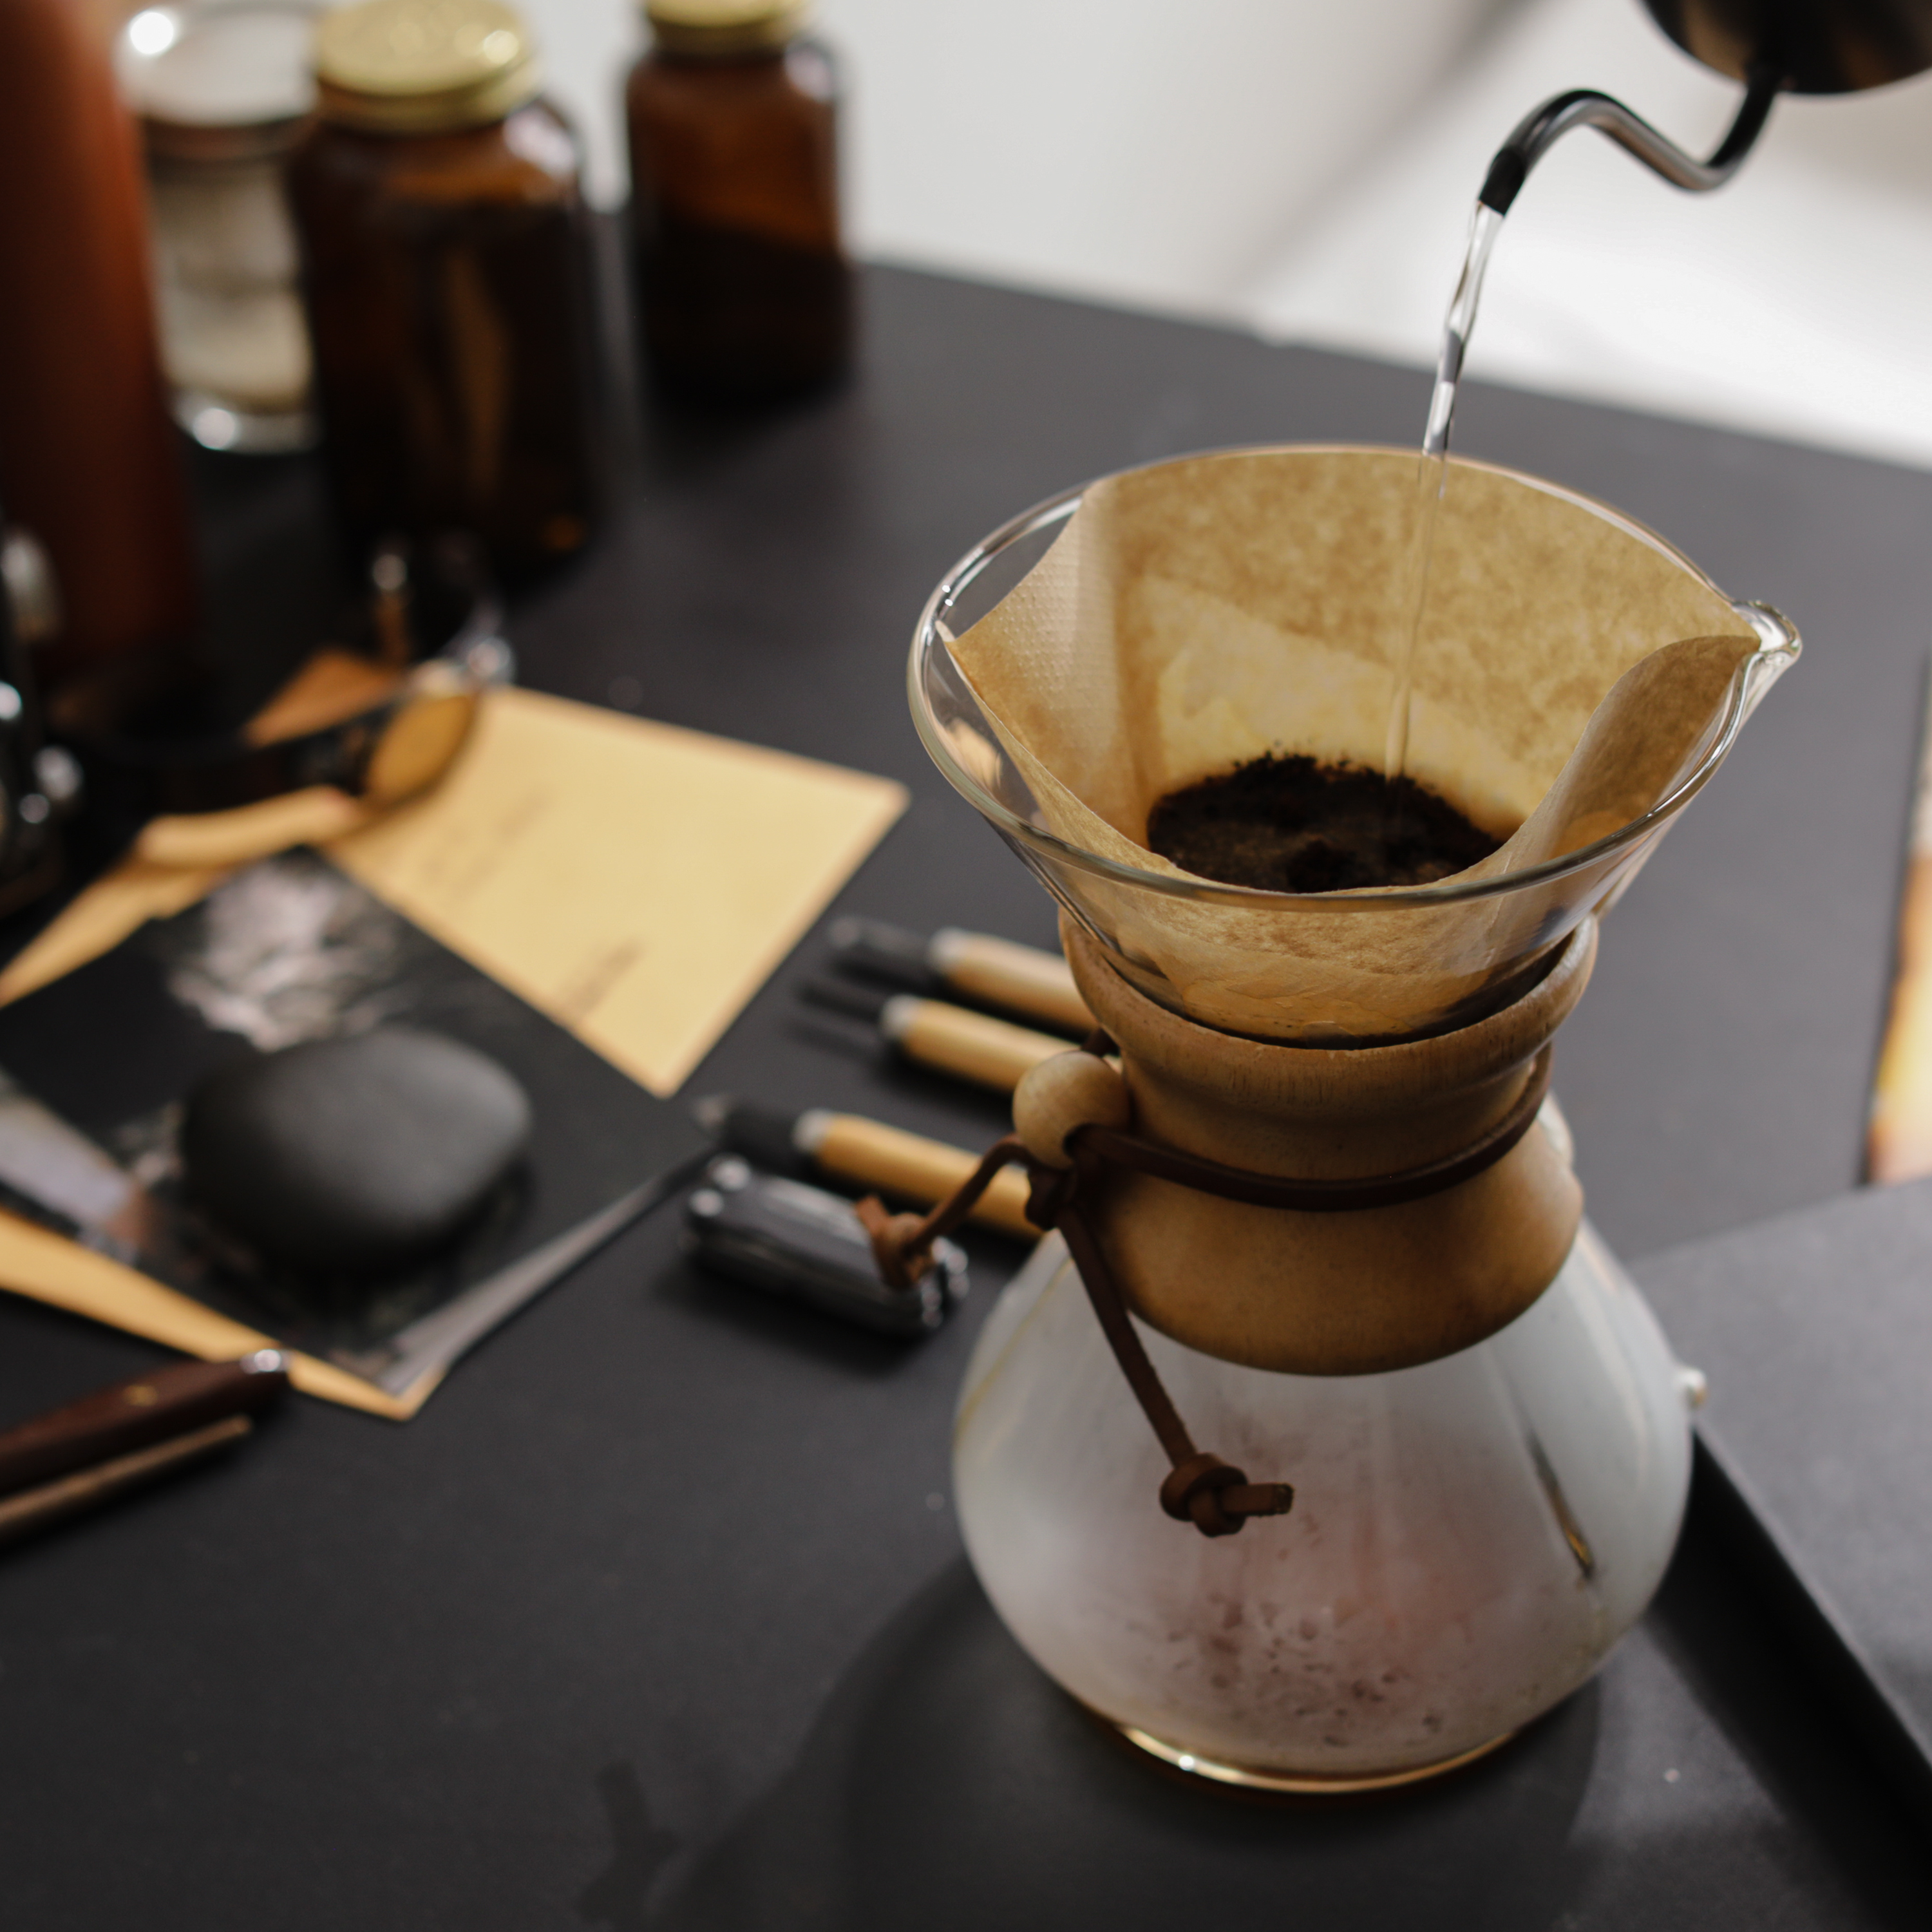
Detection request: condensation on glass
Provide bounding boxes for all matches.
[956,1227,1692,1786]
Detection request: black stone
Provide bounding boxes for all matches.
[180,1027,531,1276]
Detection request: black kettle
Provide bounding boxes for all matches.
[1641,0,1932,93]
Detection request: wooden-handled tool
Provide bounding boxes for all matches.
[0,1352,289,1547]
[695,1098,1039,1240]
[828,918,1093,1036]
[800,977,1070,1094]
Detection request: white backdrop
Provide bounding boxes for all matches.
[1247,0,1932,469]
[527,0,1510,311]
[526,0,1932,469]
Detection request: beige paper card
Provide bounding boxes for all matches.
[328,687,907,1095]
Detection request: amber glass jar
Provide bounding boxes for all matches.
[627,0,851,399]
[288,0,598,573]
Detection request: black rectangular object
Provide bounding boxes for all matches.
[1634,1177,1932,1819]
[684,1154,961,1336]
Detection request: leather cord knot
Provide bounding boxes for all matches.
[855,1198,942,1291]
[856,1135,1029,1292]
[1024,1158,1079,1229]
[1160,1452,1295,1537]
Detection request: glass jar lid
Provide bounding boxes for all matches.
[645,0,810,57]
[117,3,317,162]
[314,0,542,134]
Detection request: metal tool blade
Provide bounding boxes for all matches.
[357,1152,709,1397]
[0,1070,151,1256]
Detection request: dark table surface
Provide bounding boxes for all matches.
[3,263,1931,1929]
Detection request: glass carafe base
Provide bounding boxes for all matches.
[956,1225,1691,1786]
[1112,1716,1517,1794]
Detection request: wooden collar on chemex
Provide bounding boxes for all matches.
[857,1035,1555,1540]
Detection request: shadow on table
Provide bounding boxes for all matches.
[643,1560,1598,1932]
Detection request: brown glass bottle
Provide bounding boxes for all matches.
[627,0,852,399]
[288,0,599,574]
[0,0,198,717]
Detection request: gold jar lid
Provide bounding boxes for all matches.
[645,0,810,57]
[314,0,542,134]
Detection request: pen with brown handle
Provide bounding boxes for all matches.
[1870,661,1932,1184]
[0,1352,290,1548]
[800,976,1075,1094]
[694,1097,1039,1240]
[826,918,1094,1036]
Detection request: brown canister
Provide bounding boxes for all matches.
[627,0,851,399]
[0,0,199,719]
[288,0,599,573]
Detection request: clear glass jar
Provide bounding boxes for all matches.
[118,1,320,453]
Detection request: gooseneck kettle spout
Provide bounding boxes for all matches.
[1477,62,1782,215]
[1482,0,1932,216]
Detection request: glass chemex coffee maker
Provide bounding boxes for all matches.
[850,0,1932,1798]
[870,445,1792,1792]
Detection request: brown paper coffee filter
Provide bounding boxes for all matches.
[945,446,1761,1041]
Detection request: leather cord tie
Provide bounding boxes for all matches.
[857,1041,1555,1541]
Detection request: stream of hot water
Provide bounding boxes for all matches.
[1383,202,1506,787]
[1379,69,1780,790]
